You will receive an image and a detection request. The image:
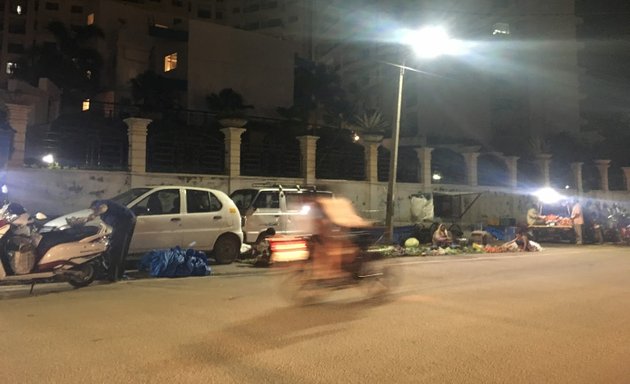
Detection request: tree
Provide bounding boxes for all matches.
[130,70,180,114]
[206,88,253,119]
[348,109,389,135]
[13,21,104,106]
[277,57,351,131]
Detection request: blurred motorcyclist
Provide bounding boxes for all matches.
[87,199,136,281]
[308,198,370,280]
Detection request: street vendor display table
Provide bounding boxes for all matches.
[529,225,576,243]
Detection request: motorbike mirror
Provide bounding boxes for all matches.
[35,212,47,221]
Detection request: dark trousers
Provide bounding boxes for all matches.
[107,217,136,281]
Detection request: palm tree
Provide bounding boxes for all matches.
[349,109,389,136]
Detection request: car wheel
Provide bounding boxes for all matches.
[213,234,240,264]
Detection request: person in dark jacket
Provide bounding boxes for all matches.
[87,199,136,281]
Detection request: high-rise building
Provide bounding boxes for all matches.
[1,0,296,116]
[1,0,581,144]
[290,0,582,144]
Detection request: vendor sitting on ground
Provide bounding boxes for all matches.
[432,224,452,248]
[527,206,546,226]
[502,228,543,252]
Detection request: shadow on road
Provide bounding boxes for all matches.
[168,299,387,380]
[0,281,113,300]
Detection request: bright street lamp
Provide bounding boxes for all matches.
[384,26,463,243]
[42,154,55,164]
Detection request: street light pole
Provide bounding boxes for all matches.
[385,62,405,243]
[382,26,462,243]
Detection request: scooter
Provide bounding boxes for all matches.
[0,203,111,291]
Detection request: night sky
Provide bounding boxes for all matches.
[576,0,630,129]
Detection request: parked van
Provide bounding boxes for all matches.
[229,184,333,243]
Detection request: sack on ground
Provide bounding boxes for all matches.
[138,246,210,277]
[528,240,543,252]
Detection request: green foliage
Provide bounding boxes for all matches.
[13,21,104,104]
[130,70,180,113]
[277,57,351,131]
[350,109,389,135]
[206,88,253,119]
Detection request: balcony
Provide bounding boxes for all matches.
[148,25,188,42]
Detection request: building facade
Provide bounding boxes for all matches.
[301,0,582,145]
[0,0,297,116]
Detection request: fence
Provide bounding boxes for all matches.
[13,103,630,191]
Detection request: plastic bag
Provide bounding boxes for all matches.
[139,246,211,277]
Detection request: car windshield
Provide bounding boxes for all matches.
[229,189,258,213]
[109,188,152,206]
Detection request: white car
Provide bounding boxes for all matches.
[229,184,333,244]
[43,186,243,264]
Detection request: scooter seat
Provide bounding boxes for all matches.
[37,226,101,256]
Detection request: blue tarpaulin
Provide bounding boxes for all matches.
[138,247,211,277]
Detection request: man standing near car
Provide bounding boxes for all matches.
[570,199,584,245]
[88,199,137,281]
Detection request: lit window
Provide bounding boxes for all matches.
[6,62,18,74]
[17,5,23,14]
[87,13,94,25]
[86,70,92,79]
[492,22,510,35]
[164,53,177,72]
[82,99,90,111]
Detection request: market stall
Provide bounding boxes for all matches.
[528,188,576,244]
[529,223,575,243]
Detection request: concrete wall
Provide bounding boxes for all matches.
[11,167,629,231]
[6,168,131,216]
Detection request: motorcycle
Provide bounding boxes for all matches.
[268,197,398,304]
[0,202,111,290]
[602,204,630,244]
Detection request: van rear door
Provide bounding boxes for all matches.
[244,190,281,243]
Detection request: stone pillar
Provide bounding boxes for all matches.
[594,159,611,192]
[536,153,552,187]
[463,152,479,187]
[414,147,433,188]
[124,118,151,176]
[621,167,630,191]
[504,156,519,189]
[297,135,319,186]
[571,162,584,193]
[5,103,32,168]
[220,127,247,177]
[360,137,382,183]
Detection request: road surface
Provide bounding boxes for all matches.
[1,245,629,383]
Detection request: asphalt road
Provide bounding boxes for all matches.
[1,245,629,383]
